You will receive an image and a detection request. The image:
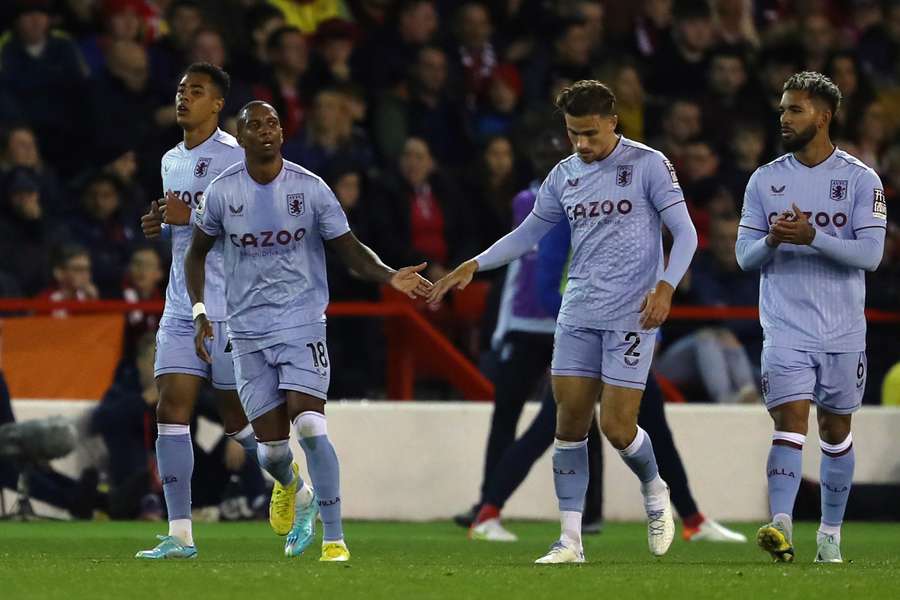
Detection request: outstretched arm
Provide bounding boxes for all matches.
[184,226,217,363]
[427,211,559,304]
[326,231,433,299]
[473,211,559,271]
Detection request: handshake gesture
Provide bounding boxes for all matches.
[767,203,816,247]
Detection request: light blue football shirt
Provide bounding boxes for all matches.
[195,159,350,351]
[738,148,886,352]
[532,137,686,332]
[161,129,244,322]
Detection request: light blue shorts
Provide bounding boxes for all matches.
[761,347,866,415]
[551,323,656,390]
[231,323,330,422]
[154,316,236,390]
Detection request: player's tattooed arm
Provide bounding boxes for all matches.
[327,231,433,299]
[184,226,217,363]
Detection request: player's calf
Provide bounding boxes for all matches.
[293,411,345,545]
[816,432,854,564]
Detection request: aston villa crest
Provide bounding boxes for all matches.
[287,193,305,216]
[194,157,212,178]
[616,165,633,187]
[830,179,848,201]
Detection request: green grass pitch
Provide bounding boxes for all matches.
[1,521,898,599]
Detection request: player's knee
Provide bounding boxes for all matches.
[555,403,592,441]
[293,410,328,439]
[770,404,809,435]
[599,414,633,449]
[817,414,851,445]
[155,396,191,425]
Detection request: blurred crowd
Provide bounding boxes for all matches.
[0,0,899,405]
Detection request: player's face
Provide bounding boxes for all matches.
[564,113,617,163]
[175,73,223,129]
[238,104,284,160]
[778,90,824,152]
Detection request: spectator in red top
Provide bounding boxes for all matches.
[451,2,498,110]
[39,243,99,307]
[122,245,163,355]
[253,25,310,140]
[372,137,475,283]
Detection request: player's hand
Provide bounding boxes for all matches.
[193,314,214,364]
[141,200,163,238]
[639,281,674,329]
[389,262,433,299]
[427,260,478,305]
[161,190,191,226]
[767,209,794,245]
[771,203,816,245]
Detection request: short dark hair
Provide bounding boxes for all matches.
[83,172,121,196]
[183,62,230,98]
[555,80,616,117]
[52,243,89,270]
[783,71,842,115]
[267,25,303,53]
[673,0,712,20]
[247,4,284,33]
[551,16,587,44]
[237,100,278,132]
[167,0,202,20]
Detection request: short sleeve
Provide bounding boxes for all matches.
[194,181,224,237]
[532,167,565,223]
[644,153,685,213]
[738,170,769,235]
[315,180,351,241]
[851,168,887,234]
